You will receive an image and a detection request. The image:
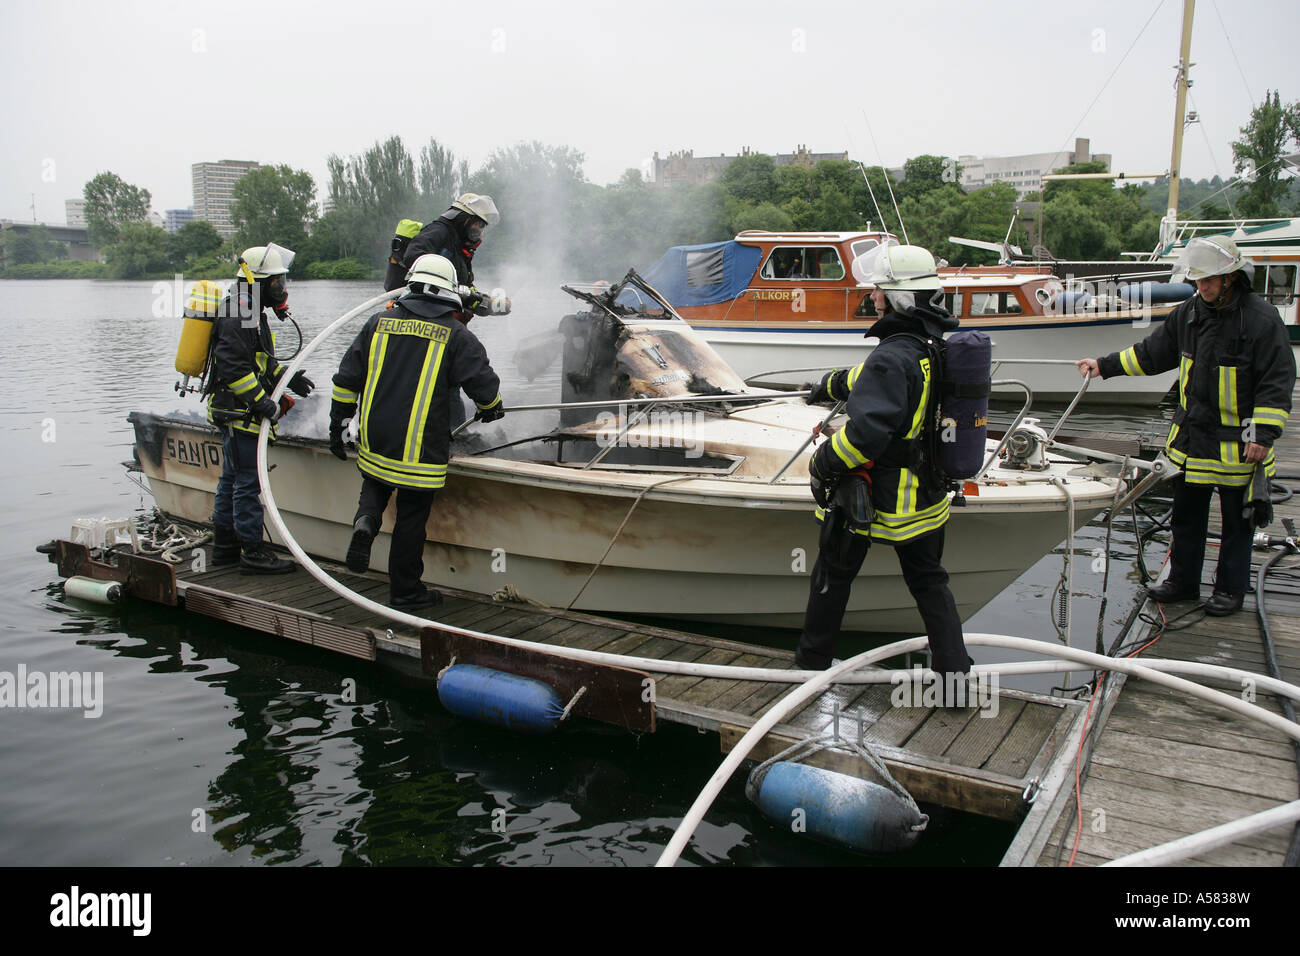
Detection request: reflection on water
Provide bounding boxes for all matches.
[0,280,1168,866]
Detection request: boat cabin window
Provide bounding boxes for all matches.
[685,248,726,288]
[759,246,844,281]
[1253,264,1297,306]
[849,239,880,263]
[854,290,959,318]
[968,291,1022,315]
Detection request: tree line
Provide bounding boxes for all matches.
[4,90,1296,281]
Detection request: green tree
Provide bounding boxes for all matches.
[105,222,172,278]
[467,140,587,276]
[1231,89,1300,218]
[82,171,151,248]
[326,135,422,267]
[729,200,794,233]
[898,154,961,200]
[1,225,67,265]
[230,164,317,264]
[168,220,222,265]
[720,153,778,204]
[1041,193,1120,260]
[417,137,470,219]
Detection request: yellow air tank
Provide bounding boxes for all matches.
[175,279,224,378]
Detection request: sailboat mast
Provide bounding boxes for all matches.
[1167,0,1196,224]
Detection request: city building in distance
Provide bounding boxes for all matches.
[959,138,1111,197]
[651,145,849,188]
[65,199,86,228]
[192,160,260,239]
[164,208,196,234]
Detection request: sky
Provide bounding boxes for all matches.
[1,0,1296,223]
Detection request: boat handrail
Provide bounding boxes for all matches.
[974,379,1033,480]
[449,389,812,437]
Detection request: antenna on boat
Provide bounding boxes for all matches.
[846,128,888,234]
[854,160,888,235]
[862,109,909,244]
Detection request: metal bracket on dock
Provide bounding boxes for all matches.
[54,540,177,606]
[420,627,656,734]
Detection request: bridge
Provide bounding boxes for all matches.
[0,220,100,266]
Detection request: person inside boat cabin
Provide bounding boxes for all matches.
[799,243,972,695]
[329,254,505,610]
[1076,235,1296,617]
[206,243,315,575]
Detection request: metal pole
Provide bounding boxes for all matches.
[768,400,846,485]
[451,390,811,437]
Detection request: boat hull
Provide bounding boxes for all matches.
[690,318,1178,404]
[131,413,1113,635]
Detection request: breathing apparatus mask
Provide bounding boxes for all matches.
[264,274,289,310]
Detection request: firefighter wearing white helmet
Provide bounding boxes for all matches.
[385,193,510,320]
[1077,235,1295,616]
[205,241,314,575]
[798,242,971,693]
[328,253,505,610]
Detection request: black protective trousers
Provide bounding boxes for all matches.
[1167,477,1252,595]
[354,476,438,601]
[796,525,969,673]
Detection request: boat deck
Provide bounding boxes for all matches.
[51,543,1086,824]
[1004,384,1300,867]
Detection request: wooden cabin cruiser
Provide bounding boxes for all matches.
[130,273,1125,635]
[632,230,1188,404]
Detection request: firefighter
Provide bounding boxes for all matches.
[1077,236,1295,616]
[207,244,314,574]
[797,243,970,690]
[329,254,504,609]
[385,192,506,321]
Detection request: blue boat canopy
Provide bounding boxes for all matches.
[623,240,763,309]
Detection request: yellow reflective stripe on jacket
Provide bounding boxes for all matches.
[476,394,503,411]
[358,334,390,455]
[814,495,950,543]
[895,469,918,515]
[332,385,359,404]
[905,357,931,440]
[358,448,447,489]
[1165,446,1273,487]
[230,372,261,396]
[1253,406,1289,431]
[831,428,869,469]
[846,363,864,392]
[1118,346,1146,377]
[870,496,950,543]
[1177,353,1192,405]
[403,338,448,463]
[1218,365,1240,464]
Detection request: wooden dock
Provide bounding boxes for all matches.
[50,541,1086,824]
[1004,387,1300,867]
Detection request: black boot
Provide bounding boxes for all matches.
[239,541,295,575]
[212,526,240,566]
[346,514,378,573]
[390,586,443,610]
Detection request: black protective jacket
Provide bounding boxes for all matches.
[329,292,502,490]
[387,210,475,289]
[206,280,288,436]
[1098,283,1294,486]
[811,302,960,543]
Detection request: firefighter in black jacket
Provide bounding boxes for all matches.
[207,244,314,574]
[1078,235,1295,616]
[384,193,508,322]
[329,254,505,609]
[798,244,970,686]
